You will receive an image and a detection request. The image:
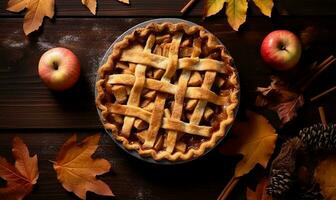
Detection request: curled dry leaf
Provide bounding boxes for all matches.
[246,177,273,200]
[300,26,319,49]
[256,76,304,125]
[273,95,304,125]
[314,155,336,200]
[204,0,273,31]
[52,134,113,200]
[0,137,39,200]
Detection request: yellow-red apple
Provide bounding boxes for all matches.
[38,47,80,90]
[261,30,302,71]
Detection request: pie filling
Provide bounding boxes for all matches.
[97,23,239,160]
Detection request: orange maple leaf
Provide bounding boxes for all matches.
[82,0,130,15]
[246,177,273,200]
[0,137,39,200]
[52,134,114,200]
[6,0,29,12]
[220,111,278,177]
[217,111,277,199]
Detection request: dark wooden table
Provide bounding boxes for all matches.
[1,0,336,199]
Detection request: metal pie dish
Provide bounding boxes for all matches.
[95,18,240,165]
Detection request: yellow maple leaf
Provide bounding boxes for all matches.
[23,0,54,35]
[204,0,226,17]
[204,0,273,31]
[220,111,278,177]
[218,111,277,199]
[314,156,336,200]
[253,0,273,17]
[225,0,248,31]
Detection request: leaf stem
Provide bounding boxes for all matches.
[217,177,240,200]
[48,160,56,164]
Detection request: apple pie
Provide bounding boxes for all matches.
[96,22,239,161]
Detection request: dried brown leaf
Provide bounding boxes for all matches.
[271,95,304,125]
[256,76,304,125]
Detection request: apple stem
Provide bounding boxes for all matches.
[52,62,59,70]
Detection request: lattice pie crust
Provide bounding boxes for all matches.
[96,22,239,161]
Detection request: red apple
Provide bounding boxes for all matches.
[261,30,302,70]
[38,47,80,90]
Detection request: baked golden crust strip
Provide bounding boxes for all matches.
[120,35,156,137]
[108,74,229,105]
[143,33,183,148]
[165,38,202,153]
[190,71,216,125]
[120,50,230,73]
[108,104,211,137]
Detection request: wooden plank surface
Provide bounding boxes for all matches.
[0,130,243,200]
[1,17,336,129]
[1,0,336,17]
[1,1,336,199]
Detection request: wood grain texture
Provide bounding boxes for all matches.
[0,17,335,129]
[0,131,242,200]
[1,0,336,17]
[0,8,336,199]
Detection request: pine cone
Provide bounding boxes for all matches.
[267,169,292,197]
[299,123,336,152]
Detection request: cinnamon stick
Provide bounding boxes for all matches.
[310,86,336,101]
[318,106,327,128]
[180,0,197,14]
[300,56,336,91]
[217,177,240,200]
